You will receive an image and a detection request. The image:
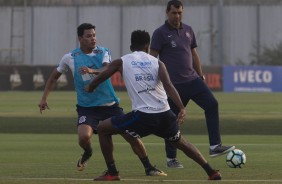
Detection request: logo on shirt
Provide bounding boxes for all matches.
[93,49,103,54]
[71,52,80,57]
[185,32,192,42]
[131,61,152,68]
[135,73,154,81]
[171,40,177,48]
[138,85,155,94]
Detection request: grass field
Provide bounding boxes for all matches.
[0,91,282,184]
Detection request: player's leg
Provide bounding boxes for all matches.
[102,104,166,176]
[94,118,121,181]
[165,99,182,168]
[77,124,93,171]
[191,78,235,157]
[165,82,190,168]
[76,105,99,171]
[121,133,167,176]
[156,110,221,180]
[169,137,221,180]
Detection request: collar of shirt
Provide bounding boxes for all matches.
[165,20,183,30]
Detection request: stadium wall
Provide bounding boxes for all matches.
[0,1,282,66]
[1,65,282,92]
[0,65,222,91]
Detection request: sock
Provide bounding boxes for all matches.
[84,145,93,155]
[81,146,92,163]
[202,163,215,176]
[140,156,153,170]
[167,158,176,162]
[106,161,118,175]
[210,144,220,150]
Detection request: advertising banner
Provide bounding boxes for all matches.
[1,65,224,91]
[223,66,282,92]
[0,65,74,91]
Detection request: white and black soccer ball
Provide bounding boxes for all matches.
[226,149,246,168]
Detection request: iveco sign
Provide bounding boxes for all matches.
[223,66,282,92]
[233,70,272,83]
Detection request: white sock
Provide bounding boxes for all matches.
[167,158,176,162]
[210,144,220,150]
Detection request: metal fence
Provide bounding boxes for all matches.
[0,0,282,66]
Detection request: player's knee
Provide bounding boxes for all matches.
[205,98,218,112]
[79,134,91,144]
[211,98,218,108]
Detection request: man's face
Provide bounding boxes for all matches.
[166,5,183,28]
[79,29,96,50]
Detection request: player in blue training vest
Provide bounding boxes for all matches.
[39,23,165,177]
[72,47,119,107]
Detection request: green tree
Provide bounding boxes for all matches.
[250,42,282,66]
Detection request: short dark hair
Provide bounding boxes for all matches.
[77,23,95,37]
[130,30,150,50]
[166,0,183,12]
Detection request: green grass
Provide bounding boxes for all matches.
[0,91,282,134]
[0,91,282,183]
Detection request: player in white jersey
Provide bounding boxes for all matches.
[38,23,166,177]
[85,30,222,181]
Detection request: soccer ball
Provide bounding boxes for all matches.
[226,149,246,168]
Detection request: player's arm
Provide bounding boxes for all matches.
[80,50,111,75]
[192,48,204,80]
[38,69,62,113]
[79,63,109,75]
[158,61,186,123]
[85,59,122,92]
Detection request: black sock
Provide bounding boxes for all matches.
[106,161,118,175]
[81,146,92,163]
[140,156,153,170]
[202,163,215,176]
[84,145,93,155]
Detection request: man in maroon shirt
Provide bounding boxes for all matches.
[150,0,235,168]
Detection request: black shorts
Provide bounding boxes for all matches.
[76,103,124,133]
[111,110,181,142]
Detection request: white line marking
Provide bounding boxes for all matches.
[3,177,282,182]
[110,142,282,146]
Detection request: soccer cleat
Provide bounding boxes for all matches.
[166,159,184,168]
[208,170,222,180]
[77,151,92,171]
[94,170,120,181]
[145,166,167,176]
[210,145,235,158]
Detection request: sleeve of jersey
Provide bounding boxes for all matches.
[150,29,163,51]
[102,50,111,64]
[57,53,72,73]
[191,28,198,49]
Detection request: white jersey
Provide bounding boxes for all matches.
[121,51,170,113]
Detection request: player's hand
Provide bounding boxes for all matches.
[84,85,93,93]
[38,101,50,114]
[177,108,186,125]
[79,67,97,74]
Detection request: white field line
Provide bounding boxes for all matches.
[2,177,282,183]
[108,142,282,146]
